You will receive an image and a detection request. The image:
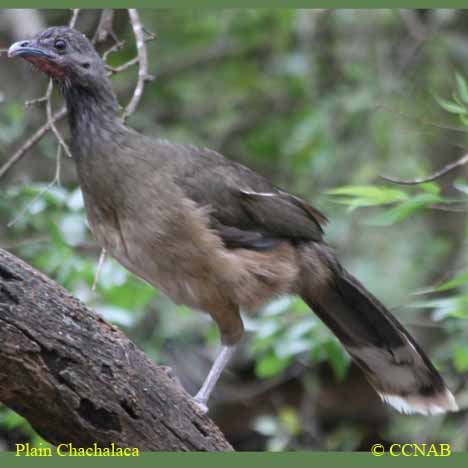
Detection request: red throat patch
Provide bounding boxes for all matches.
[25,55,66,80]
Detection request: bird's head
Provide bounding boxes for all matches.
[8,26,107,90]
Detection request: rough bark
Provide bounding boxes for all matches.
[0,248,233,451]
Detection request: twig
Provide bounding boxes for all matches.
[25,95,48,108]
[106,28,154,71]
[45,80,73,158]
[2,236,51,250]
[26,79,71,159]
[42,9,79,159]
[143,28,157,41]
[380,153,468,185]
[8,145,62,227]
[92,9,122,56]
[20,8,76,158]
[102,39,125,61]
[374,102,468,134]
[93,9,115,44]
[46,8,80,158]
[122,9,155,121]
[0,107,67,179]
[430,203,468,213]
[69,9,80,29]
[92,248,107,291]
[106,57,139,75]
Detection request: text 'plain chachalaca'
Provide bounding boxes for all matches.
[8,26,458,415]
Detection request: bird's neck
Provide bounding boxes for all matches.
[63,80,123,158]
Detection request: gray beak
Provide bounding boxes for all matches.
[8,40,53,59]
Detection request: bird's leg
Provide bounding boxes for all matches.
[193,345,236,413]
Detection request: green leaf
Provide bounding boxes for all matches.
[255,352,291,378]
[1,409,26,429]
[456,73,468,104]
[434,272,468,292]
[452,91,465,108]
[279,407,301,435]
[366,193,442,226]
[411,295,468,320]
[454,179,468,195]
[419,182,440,195]
[47,220,67,247]
[459,114,468,127]
[453,344,468,373]
[435,96,468,115]
[100,279,155,310]
[323,340,349,381]
[365,204,417,226]
[5,101,24,123]
[275,338,312,359]
[327,185,408,207]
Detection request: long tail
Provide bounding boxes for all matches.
[300,246,458,415]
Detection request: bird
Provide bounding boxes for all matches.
[8,26,458,416]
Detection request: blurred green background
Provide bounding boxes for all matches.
[0,8,467,451]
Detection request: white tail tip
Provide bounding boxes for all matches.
[379,388,458,415]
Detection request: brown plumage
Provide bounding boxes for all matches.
[9,26,458,415]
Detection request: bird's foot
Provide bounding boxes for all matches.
[191,396,209,414]
[190,345,236,414]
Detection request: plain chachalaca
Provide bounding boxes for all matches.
[8,26,458,415]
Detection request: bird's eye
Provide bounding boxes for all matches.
[54,39,66,51]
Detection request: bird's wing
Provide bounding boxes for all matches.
[237,189,327,240]
[171,145,327,249]
[211,222,284,250]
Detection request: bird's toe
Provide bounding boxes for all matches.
[192,398,209,414]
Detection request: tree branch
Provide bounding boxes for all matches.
[0,248,232,451]
[93,9,116,44]
[69,9,80,29]
[122,9,155,121]
[380,153,468,185]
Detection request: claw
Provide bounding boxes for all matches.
[192,398,208,414]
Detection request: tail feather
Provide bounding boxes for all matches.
[302,263,458,416]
